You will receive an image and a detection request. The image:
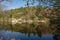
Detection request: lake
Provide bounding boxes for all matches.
[0,30,54,40]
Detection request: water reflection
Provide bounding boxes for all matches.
[53,33,60,40]
[0,30,53,40]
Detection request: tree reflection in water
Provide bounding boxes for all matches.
[36,26,42,38]
[37,32,42,38]
[26,32,42,38]
[27,32,30,37]
[53,33,60,40]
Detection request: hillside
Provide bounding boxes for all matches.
[2,7,53,18]
[0,6,52,24]
[0,6,59,33]
[0,6,57,26]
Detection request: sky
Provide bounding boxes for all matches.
[1,0,54,10]
[1,0,38,10]
[1,0,26,10]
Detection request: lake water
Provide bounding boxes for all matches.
[0,30,54,40]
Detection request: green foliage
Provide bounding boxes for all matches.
[30,14,37,20]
